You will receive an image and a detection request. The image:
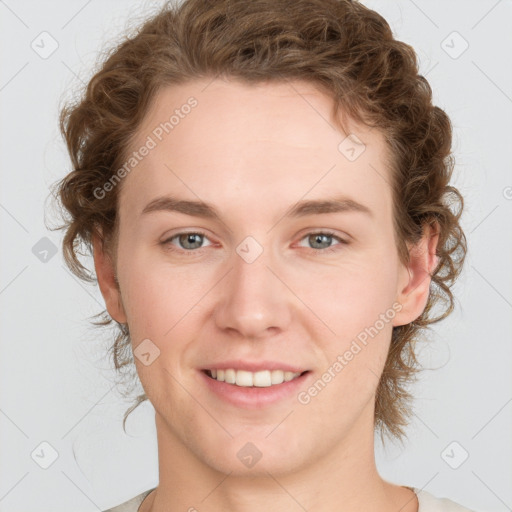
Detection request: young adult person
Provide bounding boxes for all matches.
[54,0,471,510]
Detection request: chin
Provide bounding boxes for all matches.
[194,429,308,477]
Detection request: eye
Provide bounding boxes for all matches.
[161,230,348,255]
[297,231,348,252]
[162,231,213,251]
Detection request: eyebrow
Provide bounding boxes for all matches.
[141,194,373,220]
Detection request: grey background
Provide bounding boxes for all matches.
[0,0,511,510]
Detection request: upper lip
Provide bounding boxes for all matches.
[201,360,308,373]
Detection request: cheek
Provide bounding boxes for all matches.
[117,249,213,342]
[293,251,399,397]
[298,285,395,417]
[294,256,399,341]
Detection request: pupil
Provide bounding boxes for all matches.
[181,233,202,249]
[311,234,331,249]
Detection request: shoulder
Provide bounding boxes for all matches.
[103,488,155,512]
[414,488,476,512]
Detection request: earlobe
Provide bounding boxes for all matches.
[393,223,440,327]
[92,233,127,324]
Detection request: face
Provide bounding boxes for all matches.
[95,78,432,476]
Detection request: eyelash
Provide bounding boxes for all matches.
[160,230,349,256]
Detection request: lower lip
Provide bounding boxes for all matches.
[199,370,311,409]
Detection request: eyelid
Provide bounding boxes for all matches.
[295,230,349,252]
[161,229,213,250]
[297,229,348,243]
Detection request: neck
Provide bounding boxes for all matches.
[141,406,417,512]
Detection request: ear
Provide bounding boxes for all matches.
[92,232,127,323]
[393,222,440,327]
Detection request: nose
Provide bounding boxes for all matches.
[214,243,292,340]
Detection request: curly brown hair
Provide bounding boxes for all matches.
[52,0,467,440]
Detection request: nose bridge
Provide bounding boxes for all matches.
[214,237,291,337]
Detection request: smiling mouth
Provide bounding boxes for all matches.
[202,368,309,387]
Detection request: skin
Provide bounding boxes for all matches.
[93,78,438,512]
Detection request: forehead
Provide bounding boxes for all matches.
[119,78,394,223]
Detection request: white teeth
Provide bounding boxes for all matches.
[208,368,302,387]
[235,370,253,387]
[253,370,271,387]
[271,370,283,385]
[284,371,296,382]
[225,368,236,384]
